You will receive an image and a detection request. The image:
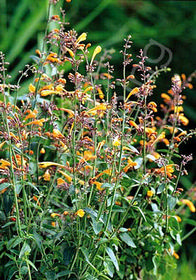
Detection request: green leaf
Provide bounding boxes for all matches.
[55,271,72,279]
[104,260,114,277]
[106,247,119,271]
[92,220,103,235]
[157,183,165,194]
[63,247,75,266]
[167,195,178,210]
[19,242,31,258]
[45,271,55,280]
[120,232,136,248]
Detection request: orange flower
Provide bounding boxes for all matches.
[43,170,51,181]
[25,118,46,127]
[129,120,139,130]
[93,181,103,191]
[40,148,45,154]
[178,114,189,126]
[181,199,195,212]
[57,177,66,186]
[147,190,154,197]
[123,158,137,172]
[125,87,139,102]
[58,170,72,183]
[155,164,175,179]
[52,128,64,138]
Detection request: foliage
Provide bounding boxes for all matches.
[0,1,196,279]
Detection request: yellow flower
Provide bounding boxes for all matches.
[65,47,74,58]
[25,118,46,126]
[179,114,189,126]
[39,162,66,169]
[76,209,85,218]
[129,120,139,130]
[57,177,66,186]
[175,215,182,222]
[125,87,139,102]
[113,136,121,147]
[76,32,87,43]
[123,158,137,172]
[91,46,102,65]
[40,148,45,154]
[147,190,154,197]
[51,222,56,227]
[29,83,35,93]
[86,103,107,115]
[93,181,103,191]
[43,170,51,181]
[51,213,61,218]
[63,211,69,215]
[58,170,72,183]
[181,199,195,212]
[52,128,64,138]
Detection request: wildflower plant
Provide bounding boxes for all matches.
[0,1,196,279]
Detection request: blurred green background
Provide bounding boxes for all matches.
[0,0,195,278]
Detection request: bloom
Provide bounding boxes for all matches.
[76,209,85,218]
[181,199,195,212]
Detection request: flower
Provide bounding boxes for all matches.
[123,158,137,172]
[93,181,103,191]
[147,190,154,197]
[29,84,35,93]
[51,213,61,218]
[76,32,87,43]
[181,199,195,212]
[43,170,51,181]
[58,170,72,183]
[125,87,139,102]
[91,46,102,65]
[57,177,66,186]
[76,209,85,218]
[40,148,45,154]
[113,136,121,147]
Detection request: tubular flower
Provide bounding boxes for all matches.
[91,46,102,65]
[60,108,74,118]
[58,170,72,183]
[161,93,171,103]
[93,181,103,191]
[52,128,64,138]
[57,177,66,186]
[0,159,11,169]
[76,32,87,43]
[181,199,195,212]
[39,162,66,169]
[129,120,139,130]
[86,103,107,116]
[154,164,175,179]
[125,87,139,102]
[24,109,38,120]
[29,84,36,93]
[43,170,51,181]
[178,114,189,126]
[40,148,45,154]
[76,209,85,218]
[51,213,61,218]
[25,118,46,126]
[123,158,137,172]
